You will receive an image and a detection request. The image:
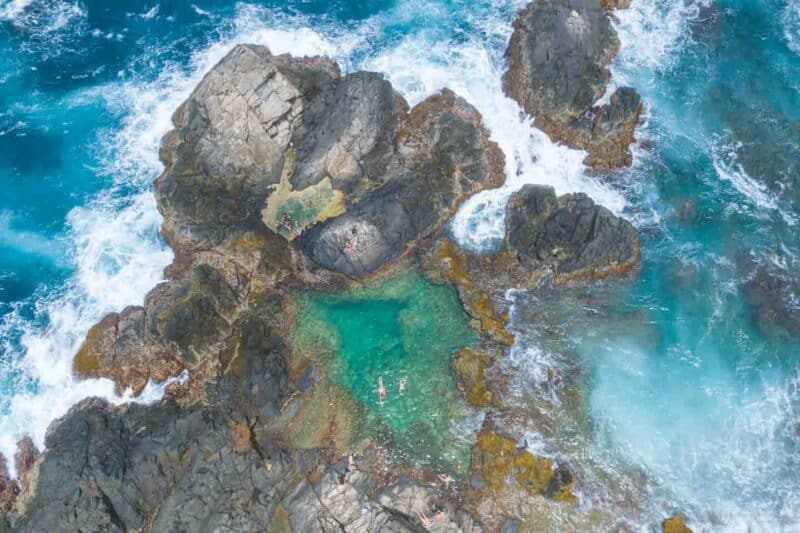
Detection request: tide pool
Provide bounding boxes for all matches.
[292,271,479,474]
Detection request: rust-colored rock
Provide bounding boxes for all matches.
[470,426,576,503]
[14,436,40,494]
[452,348,500,407]
[663,513,693,533]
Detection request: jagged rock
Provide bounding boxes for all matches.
[0,455,17,514]
[297,88,505,278]
[156,44,341,252]
[422,185,638,298]
[11,399,280,532]
[663,513,693,533]
[504,0,642,169]
[13,437,39,494]
[451,348,500,407]
[506,184,639,278]
[73,264,241,394]
[158,44,503,280]
[144,264,240,363]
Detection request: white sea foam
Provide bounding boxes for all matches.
[0,211,66,264]
[711,140,777,211]
[612,0,711,78]
[0,0,34,21]
[784,0,800,55]
[4,0,84,31]
[710,137,796,226]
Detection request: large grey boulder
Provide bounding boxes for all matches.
[156,44,341,252]
[504,0,642,170]
[506,184,639,276]
[157,44,504,279]
[10,399,296,532]
[299,89,504,278]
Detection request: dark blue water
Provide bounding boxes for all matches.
[0,0,798,529]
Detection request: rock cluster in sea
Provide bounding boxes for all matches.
[0,2,682,532]
[503,0,642,170]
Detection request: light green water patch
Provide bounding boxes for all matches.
[291,270,480,474]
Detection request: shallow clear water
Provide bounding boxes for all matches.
[0,0,799,529]
[292,271,478,473]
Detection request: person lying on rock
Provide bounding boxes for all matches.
[418,508,447,529]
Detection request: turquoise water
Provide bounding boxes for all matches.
[0,0,799,529]
[292,272,478,473]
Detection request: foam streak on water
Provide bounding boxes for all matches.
[0,0,35,21]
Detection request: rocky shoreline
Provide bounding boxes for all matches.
[0,2,685,532]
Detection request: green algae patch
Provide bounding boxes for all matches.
[291,270,479,473]
[261,147,347,240]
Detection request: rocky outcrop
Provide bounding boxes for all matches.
[298,90,505,278]
[504,0,642,170]
[7,395,472,532]
[422,185,639,294]
[12,438,39,495]
[158,43,503,280]
[4,36,641,532]
[506,184,639,278]
[0,456,17,514]
[663,513,693,533]
[469,426,575,503]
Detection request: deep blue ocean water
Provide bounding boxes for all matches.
[1,0,799,529]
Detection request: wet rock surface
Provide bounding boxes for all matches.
[662,513,693,533]
[506,184,639,278]
[422,184,639,295]
[504,0,642,170]
[1,37,641,532]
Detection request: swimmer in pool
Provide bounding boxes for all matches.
[399,377,407,394]
[378,376,386,406]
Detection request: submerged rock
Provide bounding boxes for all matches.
[504,0,642,170]
[741,264,800,340]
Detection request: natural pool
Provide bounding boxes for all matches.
[291,271,479,474]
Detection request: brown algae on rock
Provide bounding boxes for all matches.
[471,428,576,503]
